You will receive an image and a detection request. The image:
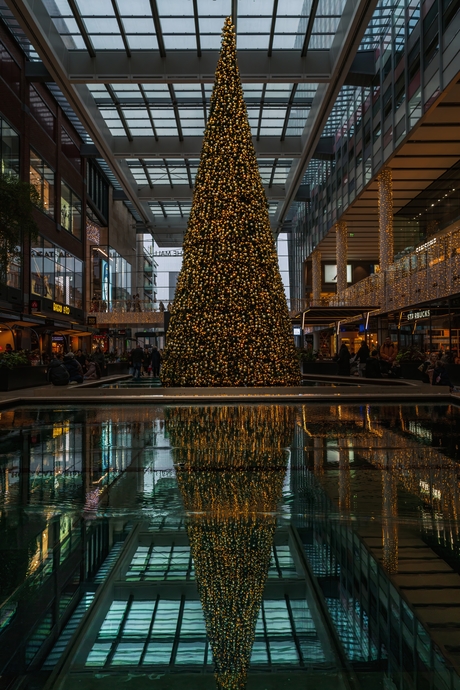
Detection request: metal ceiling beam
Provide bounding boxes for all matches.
[65,50,333,82]
[34,49,376,85]
[137,184,287,201]
[275,0,380,230]
[111,135,303,158]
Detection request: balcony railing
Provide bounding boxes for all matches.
[89,300,167,324]
[330,228,460,312]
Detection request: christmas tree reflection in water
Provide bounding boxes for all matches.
[167,405,295,690]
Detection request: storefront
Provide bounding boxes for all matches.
[31,236,84,316]
[385,296,460,354]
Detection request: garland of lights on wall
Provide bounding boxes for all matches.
[335,221,348,296]
[162,19,299,388]
[311,249,321,305]
[167,405,295,690]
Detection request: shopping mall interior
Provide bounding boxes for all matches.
[2,0,460,688]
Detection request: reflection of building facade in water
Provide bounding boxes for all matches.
[0,407,158,680]
[295,403,460,687]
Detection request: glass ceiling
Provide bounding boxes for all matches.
[128,158,293,187]
[88,82,318,139]
[42,0,347,53]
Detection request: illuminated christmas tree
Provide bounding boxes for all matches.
[167,405,295,689]
[162,18,299,387]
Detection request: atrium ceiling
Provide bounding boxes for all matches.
[5,0,380,245]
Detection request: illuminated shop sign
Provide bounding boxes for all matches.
[407,309,430,321]
[53,302,71,315]
[416,238,437,253]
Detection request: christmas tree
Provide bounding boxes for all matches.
[166,405,296,689]
[162,18,300,387]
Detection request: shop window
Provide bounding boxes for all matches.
[86,160,109,219]
[383,87,392,120]
[29,86,55,140]
[61,127,81,172]
[395,73,405,110]
[0,116,19,176]
[91,245,131,309]
[30,149,55,217]
[60,181,82,239]
[31,236,83,308]
[5,252,20,289]
[0,42,20,96]
[443,0,460,30]
[383,55,392,80]
[423,2,439,67]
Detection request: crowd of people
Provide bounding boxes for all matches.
[334,337,460,386]
[46,344,162,386]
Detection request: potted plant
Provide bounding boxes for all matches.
[396,347,425,380]
[0,173,40,286]
[0,350,47,391]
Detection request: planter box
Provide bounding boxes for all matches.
[0,366,47,391]
[399,360,424,381]
[447,364,460,386]
[107,362,129,375]
[302,361,339,376]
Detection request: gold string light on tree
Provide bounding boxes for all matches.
[166,405,295,689]
[162,18,300,387]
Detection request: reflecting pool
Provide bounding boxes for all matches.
[1,402,460,689]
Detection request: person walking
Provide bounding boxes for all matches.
[337,342,351,376]
[93,346,106,377]
[151,346,161,377]
[355,340,370,377]
[131,343,144,380]
[143,347,152,376]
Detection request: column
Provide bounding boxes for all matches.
[378,167,394,271]
[311,249,321,306]
[335,221,348,296]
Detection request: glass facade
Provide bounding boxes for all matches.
[29,148,55,217]
[60,180,82,239]
[31,236,83,309]
[91,245,132,308]
[0,115,19,176]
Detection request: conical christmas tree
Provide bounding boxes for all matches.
[162,18,300,387]
[166,405,295,689]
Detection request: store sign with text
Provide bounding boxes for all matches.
[407,309,430,321]
[53,302,71,315]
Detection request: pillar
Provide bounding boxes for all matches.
[378,167,394,271]
[311,249,321,306]
[335,221,348,296]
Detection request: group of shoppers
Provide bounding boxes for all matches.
[336,337,458,385]
[129,345,161,380]
[47,346,106,386]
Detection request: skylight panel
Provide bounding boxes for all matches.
[122,17,155,33]
[197,0,231,16]
[117,0,152,14]
[76,0,114,15]
[277,0,311,15]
